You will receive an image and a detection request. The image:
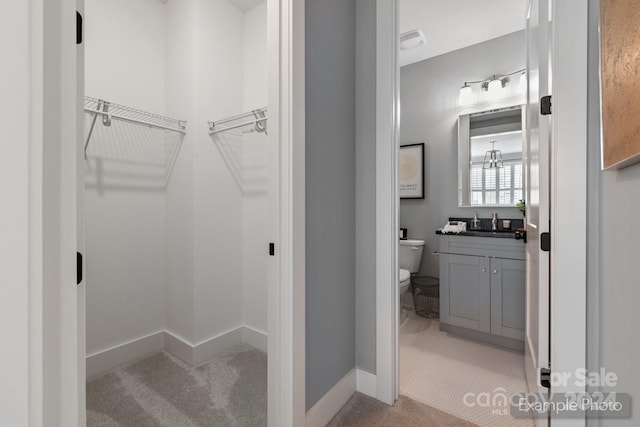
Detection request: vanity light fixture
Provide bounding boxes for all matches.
[483,141,504,169]
[457,69,525,106]
[481,75,510,100]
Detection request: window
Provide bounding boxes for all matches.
[470,160,522,205]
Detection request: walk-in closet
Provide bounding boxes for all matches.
[83,0,270,424]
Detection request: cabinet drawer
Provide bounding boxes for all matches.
[439,235,525,260]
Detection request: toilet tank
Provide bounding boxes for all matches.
[399,239,425,273]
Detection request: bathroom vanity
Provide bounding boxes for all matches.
[437,231,525,351]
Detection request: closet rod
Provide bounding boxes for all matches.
[211,107,267,126]
[209,117,268,135]
[208,107,268,136]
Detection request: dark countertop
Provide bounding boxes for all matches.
[433,216,525,240]
[436,229,517,239]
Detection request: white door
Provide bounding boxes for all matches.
[524,0,551,424]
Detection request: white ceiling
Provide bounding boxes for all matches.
[399,0,528,67]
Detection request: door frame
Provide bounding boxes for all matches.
[548,0,588,414]
[7,0,306,425]
[375,0,400,405]
[267,0,306,426]
[375,0,589,419]
[3,0,82,424]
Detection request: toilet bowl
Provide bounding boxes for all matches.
[399,268,411,294]
[398,239,425,323]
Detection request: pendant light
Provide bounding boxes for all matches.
[482,141,504,169]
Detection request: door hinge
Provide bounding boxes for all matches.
[77,252,83,285]
[540,232,551,252]
[76,11,83,45]
[269,242,275,256]
[541,95,552,115]
[540,367,551,389]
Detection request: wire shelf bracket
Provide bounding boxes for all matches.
[84,96,186,155]
[208,107,268,136]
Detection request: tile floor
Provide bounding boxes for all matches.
[328,392,477,426]
[399,312,534,427]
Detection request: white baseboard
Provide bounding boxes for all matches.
[356,368,377,398]
[242,326,268,352]
[163,330,196,365]
[164,327,244,366]
[86,330,165,378]
[192,327,244,366]
[306,368,356,427]
[87,326,268,375]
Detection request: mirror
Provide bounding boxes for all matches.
[458,105,524,207]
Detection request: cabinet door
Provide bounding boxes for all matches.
[440,254,491,333]
[490,258,526,340]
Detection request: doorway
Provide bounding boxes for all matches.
[81,1,272,424]
[376,1,589,426]
[396,2,530,425]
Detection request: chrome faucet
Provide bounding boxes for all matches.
[471,211,480,230]
[491,212,498,231]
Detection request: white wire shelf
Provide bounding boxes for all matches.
[84,96,186,155]
[208,107,268,136]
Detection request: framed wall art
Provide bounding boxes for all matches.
[399,143,424,199]
[600,0,640,170]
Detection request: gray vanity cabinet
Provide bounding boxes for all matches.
[438,235,526,350]
[439,254,491,333]
[490,257,526,341]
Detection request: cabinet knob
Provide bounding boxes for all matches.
[493,269,498,274]
[481,268,486,272]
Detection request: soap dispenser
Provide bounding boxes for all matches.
[471,211,480,230]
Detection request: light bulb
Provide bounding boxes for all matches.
[519,71,527,94]
[487,79,502,93]
[458,84,473,106]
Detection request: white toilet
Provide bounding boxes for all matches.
[399,239,425,323]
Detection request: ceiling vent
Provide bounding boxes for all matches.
[400,29,426,51]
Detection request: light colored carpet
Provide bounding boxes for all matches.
[86,344,267,426]
[400,313,533,427]
[328,392,477,426]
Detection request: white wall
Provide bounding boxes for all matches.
[165,0,268,345]
[86,0,268,361]
[192,0,245,343]
[85,0,166,112]
[84,0,168,356]
[242,1,269,335]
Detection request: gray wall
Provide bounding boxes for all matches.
[399,32,524,278]
[355,0,377,376]
[305,0,357,411]
[587,1,640,425]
